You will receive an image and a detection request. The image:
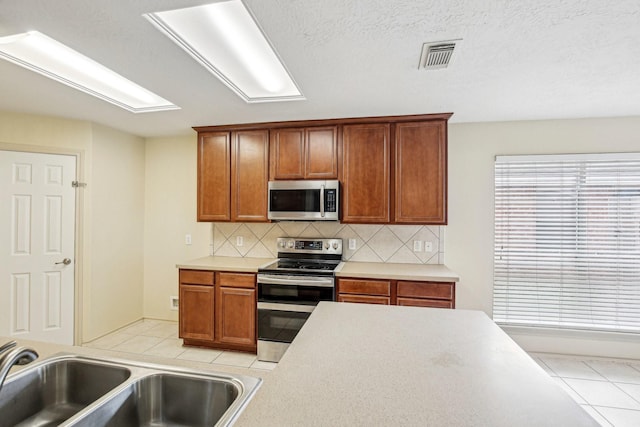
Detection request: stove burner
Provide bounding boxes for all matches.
[276,261,338,271]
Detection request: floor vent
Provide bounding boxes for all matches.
[419,41,459,70]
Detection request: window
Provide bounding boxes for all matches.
[493,153,640,333]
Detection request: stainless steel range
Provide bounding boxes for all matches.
[257,237,342,362]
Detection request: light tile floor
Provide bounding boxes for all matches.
[83,318,277,372]
[531,353,640,426]
[84,320,640,426]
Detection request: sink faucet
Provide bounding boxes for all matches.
[0,344,38,392]
[0,341,16,356]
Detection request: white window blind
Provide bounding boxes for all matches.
[494,153,640,333]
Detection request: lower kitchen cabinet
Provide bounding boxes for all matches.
[337,278,391,305]
[216,274,256,348]
[179,269,257,352]
[337,277,455,309]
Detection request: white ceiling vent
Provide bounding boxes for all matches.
[419,40,461,70]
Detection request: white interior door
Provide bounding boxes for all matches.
[0,150,76,345]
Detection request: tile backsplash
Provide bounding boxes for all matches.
[212,222,444,264]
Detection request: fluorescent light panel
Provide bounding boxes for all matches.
[145,1,304,103]
[0,31,178,113]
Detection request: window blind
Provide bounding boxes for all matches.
[493,153,640,333]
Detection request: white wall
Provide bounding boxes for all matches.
[143,135,210,321]
[447,116,640,358]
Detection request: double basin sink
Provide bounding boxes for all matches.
[0,353,261,426]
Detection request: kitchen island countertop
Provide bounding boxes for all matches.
[235,302,597,427]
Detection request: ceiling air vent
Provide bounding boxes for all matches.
[419,40,459,70]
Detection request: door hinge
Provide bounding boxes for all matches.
[72,181,87,188]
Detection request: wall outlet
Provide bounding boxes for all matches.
[236,236,244,247]
[185,234,192,245]
[348,238,357,250]
[424,241,433,252]
[413,240,423,252]
[169,296,179,311]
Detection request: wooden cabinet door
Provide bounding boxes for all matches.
[395,121,447,224]
[197,132,231,221]
[305,126,338,179]
[341,124,390,223]
[231,130,269,221]
[270,128,305,179]
[216,287,256,347]
[338,294,390,305]
[271,126,338,180]
[179,284,215,341]
[397,297,453,309]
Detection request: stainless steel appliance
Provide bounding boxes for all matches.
[268,180,339,221]
[257,237,342,362]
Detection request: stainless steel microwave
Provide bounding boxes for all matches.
[268,180,339,221]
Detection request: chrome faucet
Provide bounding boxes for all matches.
[0,343,38,392]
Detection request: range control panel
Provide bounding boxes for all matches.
[277,238,343,255]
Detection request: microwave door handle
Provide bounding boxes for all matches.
[320,184,325,218]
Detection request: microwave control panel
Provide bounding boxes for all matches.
[325,189,337,212]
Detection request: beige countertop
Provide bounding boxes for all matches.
[176,256,275,272]
[336,260,459,282]
[235,302,597,427]
[177,256,460,282]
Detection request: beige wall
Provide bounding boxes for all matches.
[0,111,146,343]
[447,116,640,358]
[86,124,145,340]
[143,135,210,321]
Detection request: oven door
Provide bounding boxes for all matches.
[268,180,339,221]
[257,302,313,344]
[257,275,335,304]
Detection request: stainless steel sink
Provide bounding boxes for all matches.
[0,358,131,427]
[0,354,261,427]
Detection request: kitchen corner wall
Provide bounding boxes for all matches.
[212,222,444,264]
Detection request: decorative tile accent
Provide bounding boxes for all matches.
[212,222,445,265]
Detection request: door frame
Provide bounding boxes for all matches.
[0,142,85,345]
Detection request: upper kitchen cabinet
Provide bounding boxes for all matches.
[197,130,269,222]
[231,130,269,222]
[341,115,450,225]
[341,123,391,223]
[198,132,231,221]
[395,121,447,224]
[270,126,338,180]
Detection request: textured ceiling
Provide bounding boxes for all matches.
[0,0,638,137]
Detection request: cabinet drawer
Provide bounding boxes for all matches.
[217,272,255,289]
[338,279,391,296]
[338,294,390,305]
[179,270,214,286]
[397,281,453,300]
[397,297,453,309]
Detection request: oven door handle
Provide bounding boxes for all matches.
[257,275,334,287]
[257,302,315,313]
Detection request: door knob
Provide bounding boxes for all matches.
[55,258,72,265]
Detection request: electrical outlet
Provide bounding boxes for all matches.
[413,240,423,252]
[169,296,179,311]
[236,236,244,247]
[185,234,192,245]
[424,241,433,252]
[348,239,357,250]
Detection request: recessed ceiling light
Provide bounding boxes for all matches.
[144,0,304,103]
[0,31,179,113]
